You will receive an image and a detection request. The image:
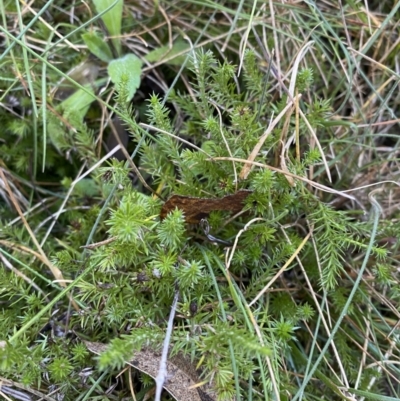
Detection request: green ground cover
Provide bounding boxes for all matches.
[0,1,399,400]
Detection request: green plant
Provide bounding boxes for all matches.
[0,1,399,400]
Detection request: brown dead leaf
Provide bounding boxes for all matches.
[85,341,215,401]
[160,190,252,224]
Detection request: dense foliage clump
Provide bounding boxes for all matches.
[0,1,399,400]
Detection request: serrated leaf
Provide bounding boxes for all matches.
[144,40,190,66]
[93,0,123,55]
[107,54,142,101]
[82,31,113,62]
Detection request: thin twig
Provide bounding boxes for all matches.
[155,286,180,401]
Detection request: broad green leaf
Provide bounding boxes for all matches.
[47,118,69,151]
[74,178,100,197]
[93,0,123,56]
[82,31,113,62]
[107,54,142,101]
[60,85,95,121]
[144,40,190,66]
[347,388,400,401]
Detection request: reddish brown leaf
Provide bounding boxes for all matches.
[160,190,252,224]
